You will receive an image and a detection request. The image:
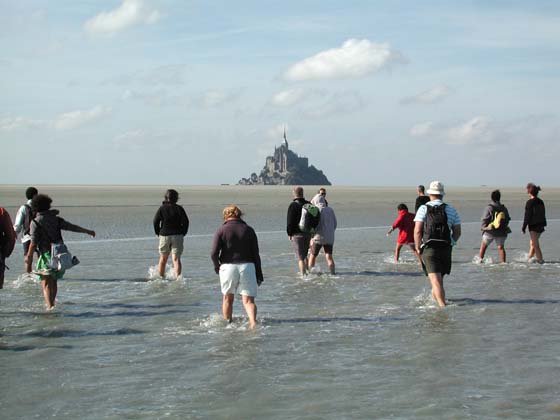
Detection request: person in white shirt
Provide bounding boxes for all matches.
[13,187,38,265]
[414,181,461,307]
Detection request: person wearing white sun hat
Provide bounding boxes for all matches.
[414,181,461,307]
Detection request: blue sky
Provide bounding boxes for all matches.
[2,0,560,186]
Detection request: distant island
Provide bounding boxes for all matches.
[238,130,331,186]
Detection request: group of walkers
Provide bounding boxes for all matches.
[0,181,548,323]
[385,181,547,306]
[2,188,95,309]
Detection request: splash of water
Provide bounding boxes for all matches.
[12,273,39,289]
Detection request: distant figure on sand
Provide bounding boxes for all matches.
[0,207,16,289]
[522,183,546,264]
[415,185,430,212]
[210,206,263,329]
[153,189,190,279]
[308,194,337,274]
[479,190,511,263]
[13,187,38,263]
[25,194,95,310]
[414,181,461,307]
[387,203,421,263]
[287,186,311,275]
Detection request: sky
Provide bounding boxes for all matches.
[2,0,560,186]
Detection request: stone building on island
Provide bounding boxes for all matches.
[238,130,331,185]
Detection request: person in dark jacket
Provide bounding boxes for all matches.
[286,186,311,276]
[0,207,16,289]
[210,205,263,329]
[415,185,430,212]
[25,194,95,310]
[479,190,511,263]
[153,189,190,279]
[522,183,546,264]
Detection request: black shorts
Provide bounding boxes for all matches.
[421,246,452,276]
[311,242,333,256]
[529,224,545,233]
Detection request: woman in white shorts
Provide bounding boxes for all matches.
[210,206,263,329]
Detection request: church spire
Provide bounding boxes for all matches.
[283,126,288,149]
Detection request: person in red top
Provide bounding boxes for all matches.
[387,203,421,263]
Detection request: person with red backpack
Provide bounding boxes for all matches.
[414,181,462,307]
[0,207,17,289]
[13,187,38,264]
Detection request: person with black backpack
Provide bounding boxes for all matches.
[287,186,316,276]
[414,181,461,307]
[13,187,38,264]
[479,190,511,263]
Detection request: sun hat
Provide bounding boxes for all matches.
[426,180,445,196]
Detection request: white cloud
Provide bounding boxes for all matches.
[271,88,308,107]
[401,85,453,105]
[410,116,496,145]
[53,106,111,131]
[84,0,161,37]
[283,39,406,82]
[409,121,434,137]
[447,116,493,145]
[0,116,46,132]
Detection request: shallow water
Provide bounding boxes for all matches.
[1,185,560,419]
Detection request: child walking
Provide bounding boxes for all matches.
[387,203,421,263]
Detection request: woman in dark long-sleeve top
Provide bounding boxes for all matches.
[153,189,189,279]
[522,183,546,264]
[210,205,263,329]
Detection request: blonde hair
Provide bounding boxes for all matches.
[223,205,243,220]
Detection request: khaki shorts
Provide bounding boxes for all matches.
[482,232,506,247]
[159,235,184,256]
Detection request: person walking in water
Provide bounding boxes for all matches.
[414,181,461,307]
[311,187,328,207]
[0,207,16,290]
[308,194,337,274]
[479,190,511,263]
[415,185,430,212]
[522,183,546,264]
[153,189,189,279]
[25,194,95,310]
[286,186,311,276]
[210,205,263,329]
[387,203,421,263]
[13,186,38,265]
